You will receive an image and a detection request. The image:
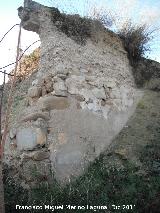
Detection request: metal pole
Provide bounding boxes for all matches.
[0,71,5,213]
[1,23,22,158]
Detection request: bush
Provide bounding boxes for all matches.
[118,21,153,65]
[50,7,95,44]
[50,6,115,45]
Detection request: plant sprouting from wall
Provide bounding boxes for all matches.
[118,22,153,65]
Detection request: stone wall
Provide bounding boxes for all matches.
[3,0,143,185]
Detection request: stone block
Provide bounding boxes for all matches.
[92,88,106,99]
[38,96,70,110]
[17,128,37,150]
[65,75,85,95]
[9,128,16,139]
[53,81,67,96]
[75,95,85,102]
[16,127,46,151]
[103,79,117,88]
[42,86,47,96]
[28,86,42,98]
[32,79,38,86]
[36,128,47,145]
[45,81,53,93]
[110,88,121,99]
[32,151,50,161]
[54,81,67,92]
[21,112,50,122]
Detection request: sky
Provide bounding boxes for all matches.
[0,0,160,84]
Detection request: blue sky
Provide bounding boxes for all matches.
[0,0,160,84]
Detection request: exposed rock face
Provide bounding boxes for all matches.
[4,0,143,185]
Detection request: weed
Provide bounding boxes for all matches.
[137,101,146,109]
[4,151,160,213]
[3,165,29,213]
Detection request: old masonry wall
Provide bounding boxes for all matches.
[4,0,143,184]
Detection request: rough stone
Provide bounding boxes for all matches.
[16,127,46,151]
[54,90,68,97]
[44,75,52,83]
[38,96,70,110]
[57,74,68,80]
[92,88,106,99]
[54,81,67,91]
[114,149,128,160]
[53,81,67,96]
[28,86,42,98]
[54,66,69,75]
[45,81,53,93]
[32,150,50,161]
[92,78,104,88]
[65,75,85,95]
[42,86,47,96]
[101,99,106,106]
[103,80,117,88]
[75,95,85,102]
[17,128,37,150]
[87,102,101,112]
[28,97,38,106]
[20,152,33,162]
[9,128,16,139]
[110,88,121,99]
[36,128,47,146]
[21,112,50,122]
[32,79,38,86]
[85,76,97,82]
[34,118,48,129]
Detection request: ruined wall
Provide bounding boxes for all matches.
[4,0,143,184]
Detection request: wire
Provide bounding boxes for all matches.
[0,40,40,71]
[0,70,14,77]
[0,24,20,44]
[1,23,22,158]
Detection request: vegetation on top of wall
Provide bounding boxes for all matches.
[50,6,158,68]
[118,22,154,66]
[50,7,105,45]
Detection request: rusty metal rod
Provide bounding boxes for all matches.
[0,71,6,141]
[1,23,22,159]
